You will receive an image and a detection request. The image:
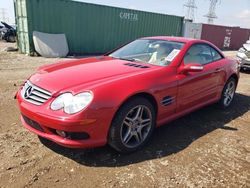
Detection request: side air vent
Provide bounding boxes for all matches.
[124,63,149,69]
[161,96,174,106]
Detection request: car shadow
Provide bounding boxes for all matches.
[40,93,250,167]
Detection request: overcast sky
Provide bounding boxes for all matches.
[1,0,250,28]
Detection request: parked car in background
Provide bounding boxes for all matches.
[16,36,239,153]
[0,22,16,42]
[0,23,7,39]
[237,40,250,70]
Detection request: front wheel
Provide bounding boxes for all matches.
[218,77,237,108]
[108,97,156,153]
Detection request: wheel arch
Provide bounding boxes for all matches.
[110,92,158,126]
[228,73,239,86]
[107,92,158,152]
[119,92,157,115]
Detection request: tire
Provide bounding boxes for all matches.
[7,35,16,43]
[218,77,237,109]
[108,97,156,153]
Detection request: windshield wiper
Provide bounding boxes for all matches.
[109,56,134,61]
[111,56,145,63]
[119,57,146,63]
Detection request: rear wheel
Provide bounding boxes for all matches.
[218,77,237,108]
[7,35,16,42]
[108,97,156,153]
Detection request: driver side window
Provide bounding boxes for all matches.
[184,44,213,65]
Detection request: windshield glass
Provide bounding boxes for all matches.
[109,39,184,66]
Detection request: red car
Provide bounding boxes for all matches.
[16,36,239,153]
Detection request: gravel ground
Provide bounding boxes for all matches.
[0,41,249,188]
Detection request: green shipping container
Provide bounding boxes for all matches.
[14,0,184,55]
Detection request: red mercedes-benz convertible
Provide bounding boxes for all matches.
[16,36,239,153]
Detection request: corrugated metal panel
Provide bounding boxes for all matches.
[183,22,202,39]
[201,24,233,50]
[14,0,30,54]
[201,24,250,50]
[15,0,184,55]
[230,27,250,50]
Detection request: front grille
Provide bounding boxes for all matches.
[21,81,52,105]
[22,115,44,132]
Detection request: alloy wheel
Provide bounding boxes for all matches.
[223,80,236,107]
[120,105,152,148]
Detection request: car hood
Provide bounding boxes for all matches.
[29,56,158,94]
[243,43,250,51]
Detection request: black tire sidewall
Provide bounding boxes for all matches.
[8,36,15,42]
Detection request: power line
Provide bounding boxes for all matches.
[204,0,220,24]
[183,0,197,21]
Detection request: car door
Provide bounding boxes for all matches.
[176,43,224,112]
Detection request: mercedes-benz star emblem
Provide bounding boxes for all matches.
[24,86,33,99]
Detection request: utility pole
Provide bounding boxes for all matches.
[204,0,219,24]
[183,0,197,21]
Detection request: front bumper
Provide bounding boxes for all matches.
[20,115,104,148]
[16,90,110,148]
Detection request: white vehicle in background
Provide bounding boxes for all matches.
[0,23,7,39]
[237,39,250,70]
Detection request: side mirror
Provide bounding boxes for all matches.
[179,63,204,74]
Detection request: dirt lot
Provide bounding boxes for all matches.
[0,41,249,188]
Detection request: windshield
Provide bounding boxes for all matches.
[109,39,184,66]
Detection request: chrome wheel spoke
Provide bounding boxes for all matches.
[223,80,235,106]
[124,117,132,127]
[134,131,142,143]
[229,83,234,89]
[125,117,133,123]
[140,118,151,130]
[134,106,143,120]
[141,118,150,124]
[228,82,235,92]
[141,122,151,129]
[224,89,229,96]
[226,95,231,104]
[228,87,234,93]
[123,130,133,144]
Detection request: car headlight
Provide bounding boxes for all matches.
[237,52,247,59]
[50,92,93,114]
[238,47,246,53]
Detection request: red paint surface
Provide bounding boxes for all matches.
[16,36,239,148]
